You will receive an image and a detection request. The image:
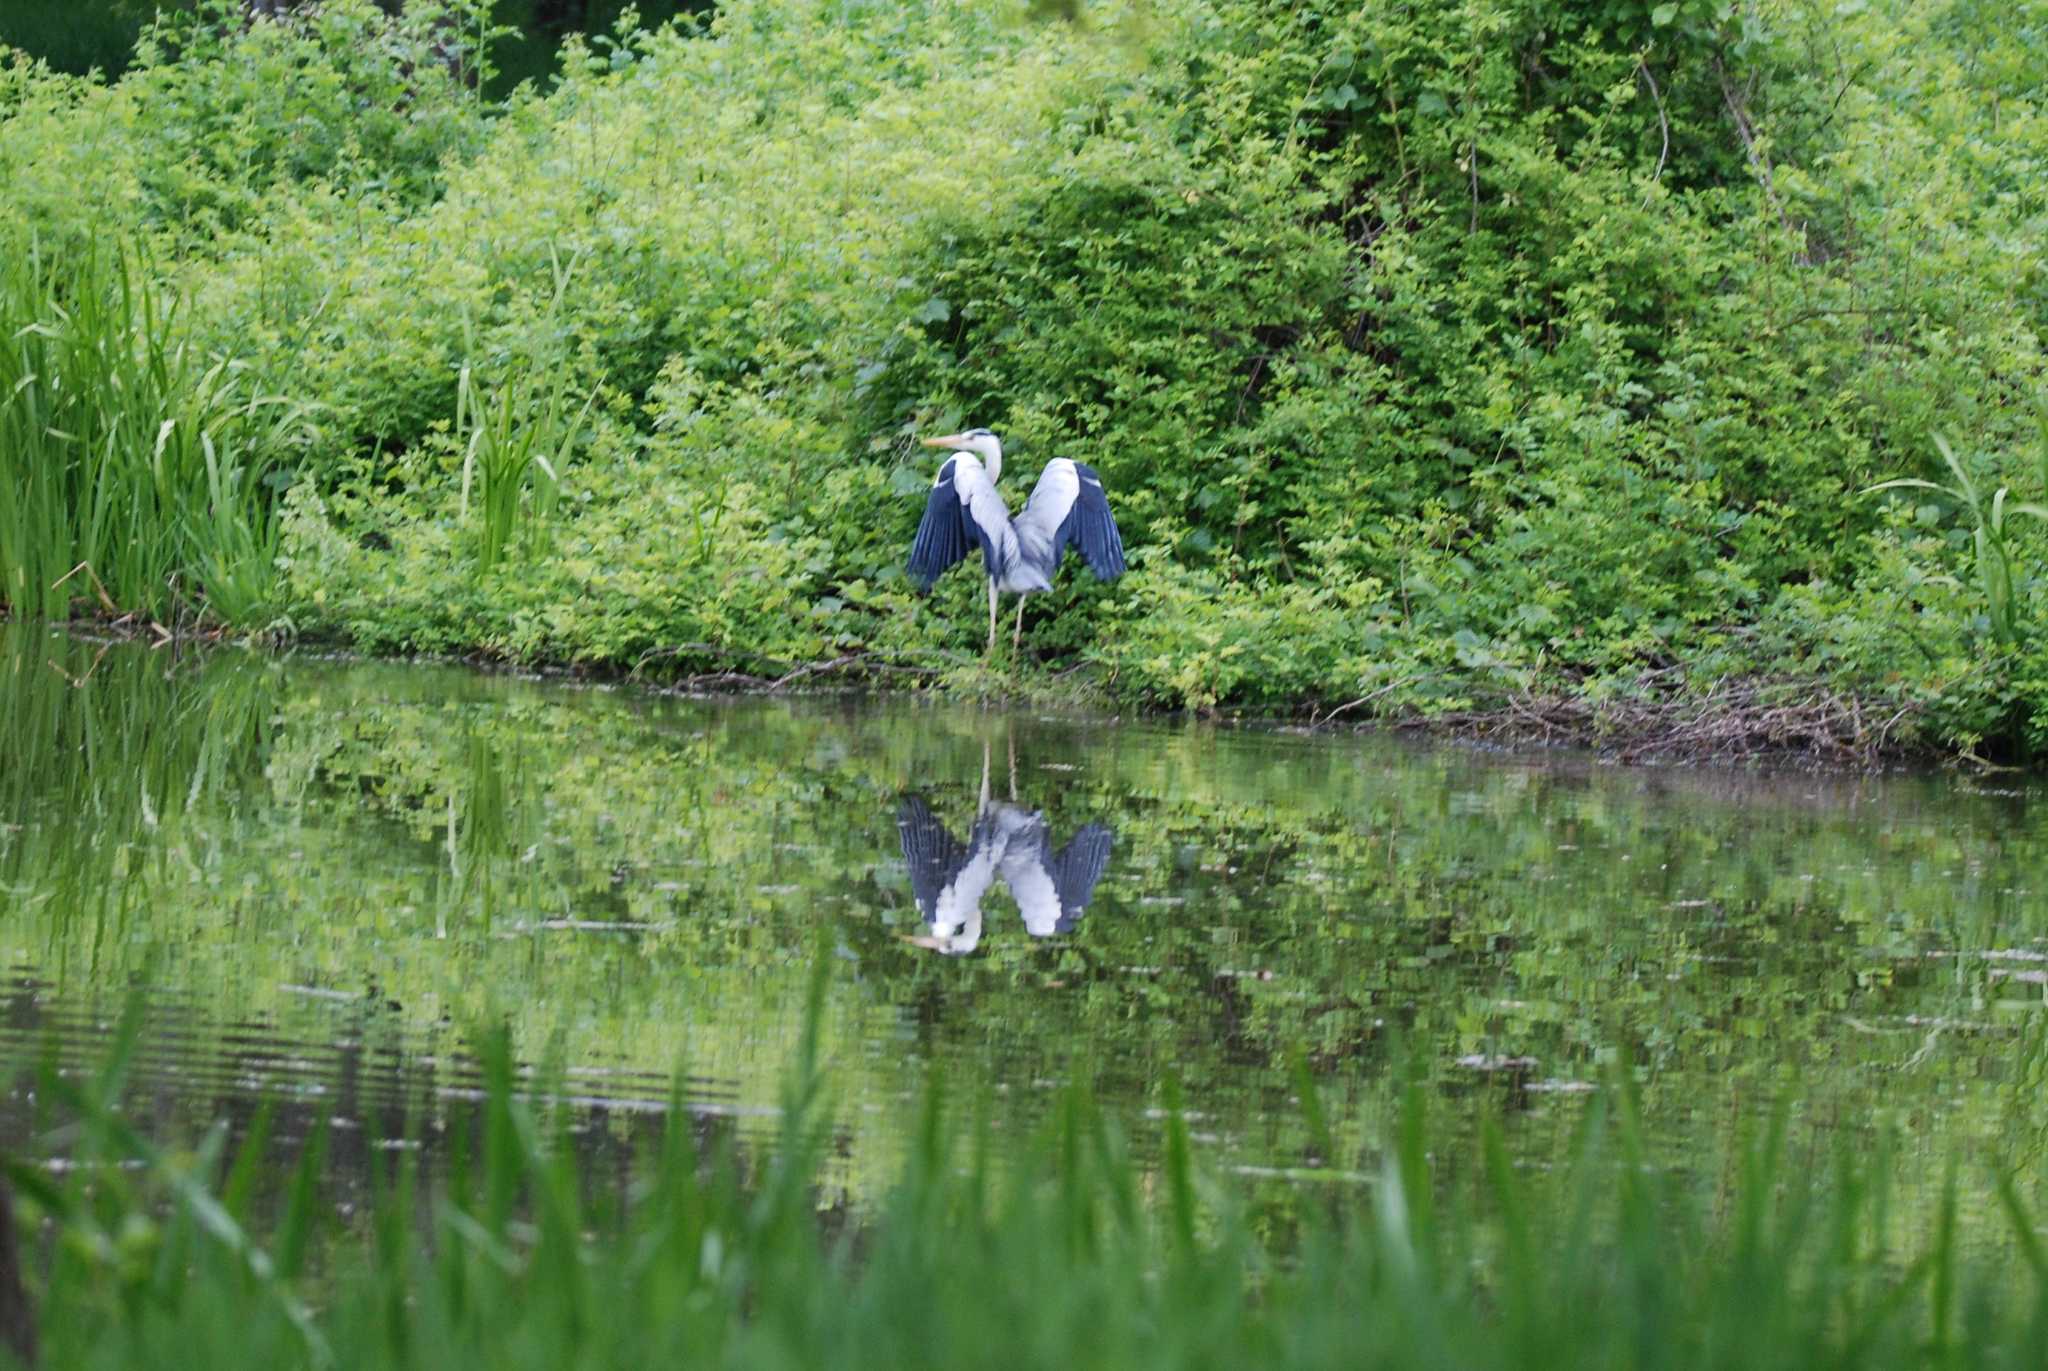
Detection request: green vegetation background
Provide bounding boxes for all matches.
[0,0,708,94]
[2,0,2046,755]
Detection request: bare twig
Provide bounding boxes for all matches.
[1234,355,1268,426]
[1391,669,1922,766]
[1636,60,1670,201]
[1465,60,1481,234]
[49,561,118,615]
[45,641,113,689]
[1714,53,1802,251]
[1312,675,1426,728]
[629,642,789,677]
[769,653,870,691]
[1468,139,1481,234]
[1812,58,1875,139]
[635,642,941,693]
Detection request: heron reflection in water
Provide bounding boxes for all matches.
[897,739,1113,956]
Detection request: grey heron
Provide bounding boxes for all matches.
[897,741,1114,955]
[907,428,1127,654]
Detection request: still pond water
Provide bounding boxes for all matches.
[3,624,2047,1226]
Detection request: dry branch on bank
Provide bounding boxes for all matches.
[629,642,954,693]
[1389,673,1921,766]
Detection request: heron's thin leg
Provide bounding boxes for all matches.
[1007,726,1017,800]
[1012,597,1026,657]
[986,580,998,656]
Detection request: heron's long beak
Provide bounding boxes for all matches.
[900,934,952,950]
[921,433,969,450]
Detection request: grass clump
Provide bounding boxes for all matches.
[0,238,313,625]
[455,360,597,573]
[7,1002,2048,1371]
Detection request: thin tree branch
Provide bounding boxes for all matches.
[1310,675,1425,728]
[1636,60,1670,202]
[1468,140,1481,234]
[1714,53,1803,254]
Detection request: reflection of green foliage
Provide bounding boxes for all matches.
[8,626,2048,1235]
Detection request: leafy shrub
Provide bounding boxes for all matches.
[126,0,493,237]
[3,0,2047,753]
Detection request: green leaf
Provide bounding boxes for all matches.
[1932,433,1976,503]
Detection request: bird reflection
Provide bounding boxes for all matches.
[898,740,1112,956]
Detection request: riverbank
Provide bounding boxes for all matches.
[23,608,1945,768]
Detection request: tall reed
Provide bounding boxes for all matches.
[7,995,2048,1370]
[1867,431,2048,649]
[0,235,312,624]
[456,363,594,573]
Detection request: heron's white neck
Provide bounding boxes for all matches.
[974,439,1003,488]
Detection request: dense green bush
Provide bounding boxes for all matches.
[127,0,494,234]
[1,0,2045,753]
[1,1,490,250]
[0,0,709,99]
[0,0,163,79]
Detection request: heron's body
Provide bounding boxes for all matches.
[907,429,1127,652]
[897,744,1113,955]
[993,804,1110,937]
[901,804,1004,954]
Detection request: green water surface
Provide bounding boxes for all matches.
[3,623,2046,1229]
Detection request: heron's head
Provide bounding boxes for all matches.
[901,922,982,956]
[920,428,1002,464]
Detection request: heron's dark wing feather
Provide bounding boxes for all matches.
[906,458,971,588]
[1057,463,1126,581]
[1047,824,1113,932]
[898,795,967,918]
[911,455,1014,585]
[1016,458,1124,582]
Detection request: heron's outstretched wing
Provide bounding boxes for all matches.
[1016,459,1126,582]
[900,795,1007,955]
[907,458,971,588]
[1047,824,1113,933]
[993,811,1060,935]
[908,455,1015,587]
[1062,464,1126,580]
[897,795,967,917]
[999,813,1113,938]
